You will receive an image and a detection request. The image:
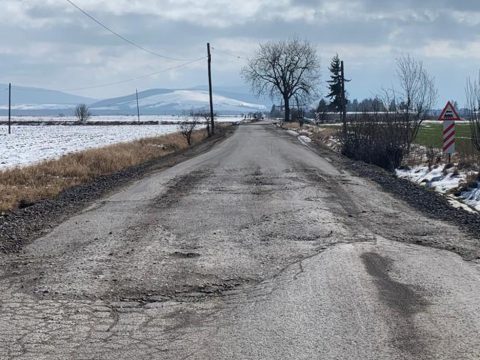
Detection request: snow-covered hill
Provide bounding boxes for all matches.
[0,85,266,115]
[0,83,96,111]
[91,89,266,115]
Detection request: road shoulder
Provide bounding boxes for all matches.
[274,124,480,260]
[0,126,236,254]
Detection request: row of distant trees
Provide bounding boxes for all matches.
[271,95,449,121]
[315,97,458,116]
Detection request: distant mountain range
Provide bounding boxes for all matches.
[91,88,266,115]
[0,84,267,116]
[0,83,95,114]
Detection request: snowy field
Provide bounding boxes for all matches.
[0,115,245,123]
[0,124,183,169]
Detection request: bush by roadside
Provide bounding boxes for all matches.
[341,113,414,171]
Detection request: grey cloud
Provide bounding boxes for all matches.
[0,0,478,103]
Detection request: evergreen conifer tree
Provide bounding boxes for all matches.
[327,55,342,111]
[316,99,328,113]
[327,54,348,112]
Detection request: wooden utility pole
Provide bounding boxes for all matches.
[8,83,11,135]
[340,61,347,136]
[207,43,215,136]
[135,88,140,123]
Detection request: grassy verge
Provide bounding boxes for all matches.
[410,123,479,168]
[315,122,479,157]
[0,130,207,212]
[415,123,476,154]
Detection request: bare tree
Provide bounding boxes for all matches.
[378,88,397,114]
[74,104,91,124]
[192,111,216,137]
[178,115,199,146]
[242,38,320,123]
[465,73,480,151]
[395,54,438,146]
[341,55,437,171]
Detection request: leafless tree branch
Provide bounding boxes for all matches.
[241,38,320,122]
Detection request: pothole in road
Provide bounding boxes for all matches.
[153,169,212,209]
[113,280,253,307]
[170,251,201,259]
[290,230,335,242]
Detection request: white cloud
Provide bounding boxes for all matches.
[422,40,480,60]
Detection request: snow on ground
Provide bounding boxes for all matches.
[0,115,245,123]
[396,166,466,193]
[284,128,313,145]
[462,186,480,211]
[396,166,480,212]
[0,124,182,169]
[423,120,469,125]
[298,135,312,145]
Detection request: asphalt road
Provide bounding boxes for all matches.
[0,123,479,359]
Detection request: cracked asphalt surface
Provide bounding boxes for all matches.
[0,122,479,359]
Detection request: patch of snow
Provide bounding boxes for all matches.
[286,130,298,136]
[396,165,480,212]
[447,195,478,214]
[0,115,244,123]
[396,166,465,194]
[0,124,183,169]
[298,135,312,145]
[461,185,480,211]
[423,120,469,125]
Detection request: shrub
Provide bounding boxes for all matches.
[74,104,91,124]
[341,112,410,171]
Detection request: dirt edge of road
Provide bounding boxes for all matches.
[0,126,236,254]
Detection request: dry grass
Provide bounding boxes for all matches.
[0,130,206,212]
[403,143,480,171]
[311,127,339,141]
[310,127,342,152]
[280,122,302,130]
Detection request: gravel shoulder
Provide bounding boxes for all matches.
[0,127,235,254]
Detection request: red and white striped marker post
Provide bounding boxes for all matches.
[438,101,461,162]
[443,121,455,154]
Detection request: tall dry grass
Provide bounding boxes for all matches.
[279,122,302,130]
[0,130,206,212]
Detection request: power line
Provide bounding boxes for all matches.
[211,47,247,61]
[64,0,196,62]
[0,56,205,94]
[61,56,206,92]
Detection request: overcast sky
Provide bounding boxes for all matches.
[1,0,479,105]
